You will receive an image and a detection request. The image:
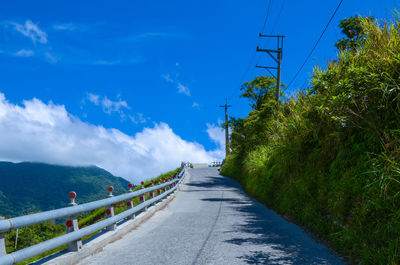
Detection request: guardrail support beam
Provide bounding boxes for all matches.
[66,192,82,252]
[127,184,135,219]
[105,186,117,231]
[140,195,147,211]
[66,215,82,252]
[105,205,116,231]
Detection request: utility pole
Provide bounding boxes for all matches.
[220,99,232,158]
[256,34,284,101]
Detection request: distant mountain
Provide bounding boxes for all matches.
[0,162,130,217]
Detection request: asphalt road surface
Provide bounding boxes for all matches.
[78,167,344,265]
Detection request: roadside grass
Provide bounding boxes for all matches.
[221,15,400,264]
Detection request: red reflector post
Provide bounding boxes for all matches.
[66,220,73,227]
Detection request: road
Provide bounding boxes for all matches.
[78,167,344,265]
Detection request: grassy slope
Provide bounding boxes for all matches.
[221,17,400,264]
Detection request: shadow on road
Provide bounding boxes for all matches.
[193,172,343,265]
[185,175,239,190]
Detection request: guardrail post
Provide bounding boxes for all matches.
[0,217,5,256]
[126,184,135,219]
[65,192,82,252]
[140,194,147,211]
[148,191,154,207]
[157,181,161,196]
[141,181,144,189]
[105,186,116,231]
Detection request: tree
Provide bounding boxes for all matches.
[240,75,277,110]
[334,16,373,52]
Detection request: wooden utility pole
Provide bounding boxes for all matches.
[256,34,284,101]
[220,99,232,158]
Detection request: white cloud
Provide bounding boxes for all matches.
[161,74,174,83]
[87,93,129,115]
[52,23,78,31]
[192,102,200,109]
[92,60,122,66]
[206,123,225,148]
[102,97,128,113]
[0,93,221,183]
[136,32,175,39]
[52,22,97,33]
[206,124,226,159]
[177,83,190,96]
[44,52,58,63]
[87,93,100,105]
[124,32,180,43]
[12,20,47,44]
[15,49,34,57]
[161,66,191,97]
[129,113,147,124]
[206,123,225,159]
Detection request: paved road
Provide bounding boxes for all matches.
[78,167,344,265]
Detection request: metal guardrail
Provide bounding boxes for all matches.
[209,161,222,167]
[0,164,188,265]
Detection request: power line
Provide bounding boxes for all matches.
[271,0,286,33]
[286,0,344,89]
[231,0,273,99]
[238,52,257,90]
[260,0,272,34]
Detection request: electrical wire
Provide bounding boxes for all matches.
[261,0,273,34]
[286,0,344,89]
[271,0,286,33]
[230,0,273,99]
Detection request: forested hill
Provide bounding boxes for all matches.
[0,161,130,217]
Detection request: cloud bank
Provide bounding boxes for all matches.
[0,93,222,183]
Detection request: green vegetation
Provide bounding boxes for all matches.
[0,162,130,217]
[221,15,400,264]
[4,167,180,264]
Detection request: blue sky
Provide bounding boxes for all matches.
[0,0,398,182]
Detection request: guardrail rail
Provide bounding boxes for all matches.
[0,163,189,265]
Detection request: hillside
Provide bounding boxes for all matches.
[221,16,400,264]
[0,161,130,217]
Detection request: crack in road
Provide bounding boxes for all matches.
[191,190,224,265]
